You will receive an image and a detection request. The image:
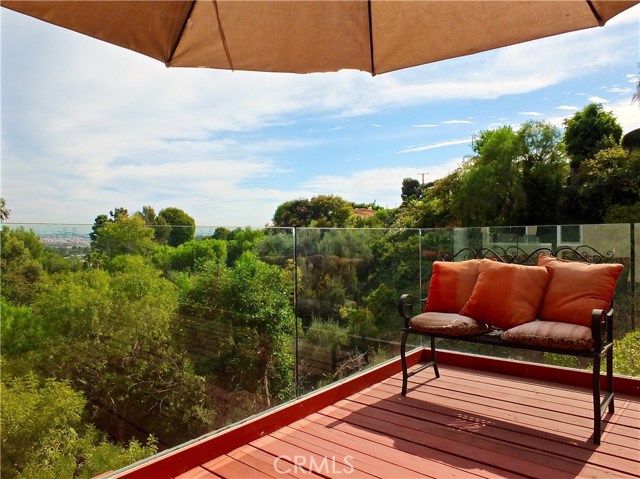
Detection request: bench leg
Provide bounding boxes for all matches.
[400,332,441,396]
[430,336,440,378]
[607,345,615,414]
[592,355,602,445]
[400,329,410,396]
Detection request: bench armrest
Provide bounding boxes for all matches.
[398,294,417,328]
[591,304,614,352]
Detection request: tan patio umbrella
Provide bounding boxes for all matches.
[2,0,638,75]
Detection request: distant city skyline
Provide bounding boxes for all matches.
[1,6,639,227]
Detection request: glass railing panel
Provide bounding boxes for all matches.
[1,222,297,478]
[294,227,423,394]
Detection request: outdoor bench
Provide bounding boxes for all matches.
[398,246,625,445]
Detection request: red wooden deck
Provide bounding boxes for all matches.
[108,352,640,479]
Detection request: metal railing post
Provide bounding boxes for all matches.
[293,227,300,398]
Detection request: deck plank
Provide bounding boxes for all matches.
[201,453,274,479]
[250,434,379,479]
[228,445,326,479]
[175,467,221,479]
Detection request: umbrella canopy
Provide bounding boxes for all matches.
[2,0,638,75]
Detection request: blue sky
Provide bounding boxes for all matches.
[1,5,639,228]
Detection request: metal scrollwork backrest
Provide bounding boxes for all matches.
[442,245,615,264]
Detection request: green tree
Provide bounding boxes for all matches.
[518,121,568,225]
[223,227,264,266]
[401,178,423,203]
[32,269,111,340]
[169,238,227,271]
[0,373,156,479]
[0,299,44,356]
[136,205,171,245]
[273,195,355,228]
[30,260,210,446]
[158,207,196,247]
[576,146,640,222]
[91,214,156,260]
[309,195,354,227]
[1,226,47,305]
[183,253,295,406]
[90,207,129,246]
[272,198,312,227]
[563,103,623,173]
[454,126,526,226]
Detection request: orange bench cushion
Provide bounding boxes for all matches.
[537,255,624,326]
[460,259,551,329]
[424,260,481,314]
[502,320,593,350]
[410,312,490,336]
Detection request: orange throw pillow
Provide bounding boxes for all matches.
[459,259,550,329]
[424,260,481,314]
[537,255,624,326]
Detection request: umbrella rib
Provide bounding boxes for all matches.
[368,0,376,76]
[585,0,605,26]
[212,0,235,71]
[166,0,198,66]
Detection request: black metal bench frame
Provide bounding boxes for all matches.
[398,246,616,445]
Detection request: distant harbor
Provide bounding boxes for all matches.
[4,223,92,249]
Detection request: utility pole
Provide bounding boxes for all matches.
[417,172,429,185]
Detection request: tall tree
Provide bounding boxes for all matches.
[272,195,355,228]
[272,199,312,227]
[91,215,156,259]
[183,253,295,406]
[135,205,171,245]
[400,178,423,203]
[563,103,623,174]
[1,226,46,305]
[577,146,640,222]
[518,121,568,225]
[158,207,196,247]
[454,126,526,226]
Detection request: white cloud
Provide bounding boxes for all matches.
[519,112,543,116]
[609,98,640,134]
[372,124,383,128]
[555,105,579,111]
[398,138,472,154]
[442,120,475,125]
[607,87,633,94]
[300,161,463,209]
[414,124,438,128]
[589,96,609,103]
